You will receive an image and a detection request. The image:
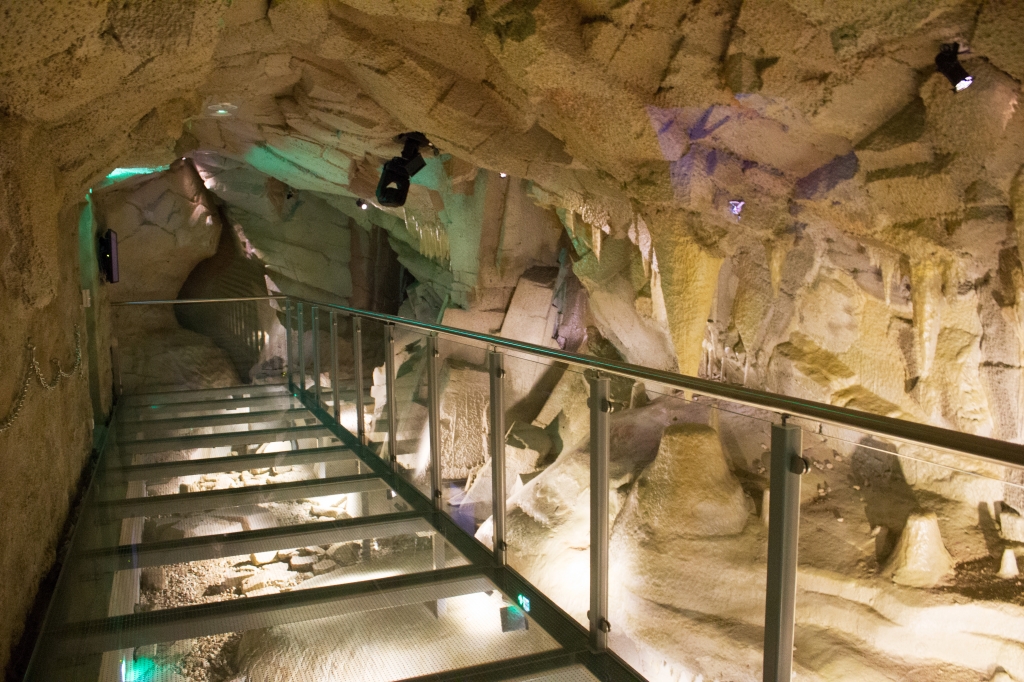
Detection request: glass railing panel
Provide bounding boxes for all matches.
[112,299,284,397]
[434,333,493,538]
[499,352,591,625]
[359,317,389,460]
[26,579,560,682]
[389,327,432,497]
[793,424,1024,680]
[607,381,774,680]
[322,308,359,430]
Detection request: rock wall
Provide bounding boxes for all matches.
[0,122,95,677]
[3,0,1024,678]
[0,2,232,672]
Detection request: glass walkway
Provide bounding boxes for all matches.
[21,296,1024,681]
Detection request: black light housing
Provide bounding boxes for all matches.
[355,198,368,210]
[375,132,433,207]
[98,229,119,283]
[935,43,973,92]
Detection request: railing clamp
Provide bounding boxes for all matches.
[433,489,442,499]
[586,611,612,633]
[497,540,508,551]
[790,455,810,475]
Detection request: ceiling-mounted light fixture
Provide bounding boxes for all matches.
[375,132,434,207]
[355,198,368,210]
[935,43,972,92]
[207,102,237,117]
[499,172,508,178]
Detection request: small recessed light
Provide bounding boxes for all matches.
[208,103,237,117]
[356,198,368,210]
[499,172,508,178]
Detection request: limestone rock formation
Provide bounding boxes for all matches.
[620,424,749,538]
[437,360,491,480]
[4,0,1024,678]
[884,513,957,588]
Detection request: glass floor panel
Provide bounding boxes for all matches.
[29,580,558,682]
[24,385,640,682]
[107,532,470,615]
[505,665,601,681]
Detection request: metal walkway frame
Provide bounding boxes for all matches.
[26,381,636,681]
[23,294,1024,682]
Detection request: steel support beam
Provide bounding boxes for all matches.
[489,350,506,565]
[80,512,430,572]
[312,305,321,407]
[118,408,311,438]
[286,298,294,391]
[102,445,358,481]
[121,395,302,420]
[589,374,610,650]
[117,425,331,456]
[120,383,288,407]
[384,323,399,470]
[353,317,366,445]
[296,301,305,396]
[427,334,442,509]
[763,421,805,682]
[55,567,491,655]
[96,473,389,519]
[331,311,341,424]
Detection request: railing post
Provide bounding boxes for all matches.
[285,299,293,392]
[111,337,122,400]
[489,350,506,565]
[353,317,365,445]
[330,311,340,424]
[384,323,398,471]
[763,419,806,682]
[296,302,305,396]
[311,306,321,407]
[589,373,611,650]
[427,333,442,509]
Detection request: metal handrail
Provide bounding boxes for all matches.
[111,296,287,305]
[114,296,1024,470]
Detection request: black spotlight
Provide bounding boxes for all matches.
[935,43,972,92]
[355,198,368,210]
[375,132,433,207]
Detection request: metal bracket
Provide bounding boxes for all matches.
[789,456,810,475]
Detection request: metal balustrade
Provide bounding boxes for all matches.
[24,295,1024,682]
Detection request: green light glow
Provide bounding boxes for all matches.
[121,657,157,681]
[103,166,170,185]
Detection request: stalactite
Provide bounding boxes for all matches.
[910,259,943,379]
[868,246,900,306]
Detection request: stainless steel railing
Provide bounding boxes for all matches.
[111,294,1024,682]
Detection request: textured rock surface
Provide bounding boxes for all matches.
[620,424,749,538]
[884,513,956,588]
[4,0,1024,678]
